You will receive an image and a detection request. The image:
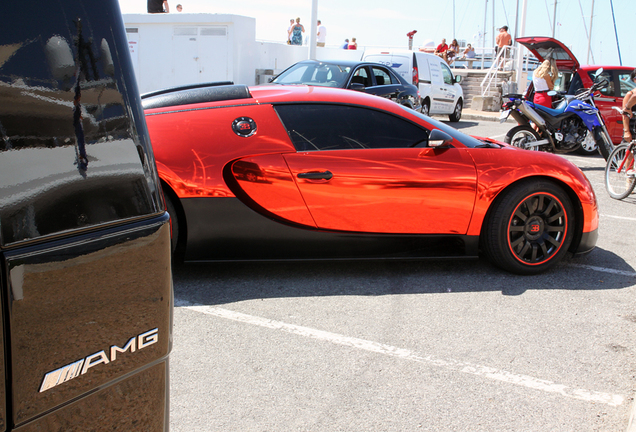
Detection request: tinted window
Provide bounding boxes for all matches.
[351,67,371,87]
[371,67,396,85]
[275,104,429,151]
[588,70,614,96]
[567,72,584,95]
[0,0,162,245]
[618,71,636,97]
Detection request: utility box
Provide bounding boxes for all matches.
[123,13,257,93]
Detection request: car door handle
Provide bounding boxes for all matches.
[297,171,333,180]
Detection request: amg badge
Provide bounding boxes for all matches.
[39,328,159,393]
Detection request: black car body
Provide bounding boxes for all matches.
[268,59,422,110]
[0,1,172,431]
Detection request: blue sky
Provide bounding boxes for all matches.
[118,0,634,67]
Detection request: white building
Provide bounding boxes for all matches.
[123,13,360,94]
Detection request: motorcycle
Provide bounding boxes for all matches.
[500,68,614,160]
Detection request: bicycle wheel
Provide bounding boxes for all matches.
[605,144,636,200]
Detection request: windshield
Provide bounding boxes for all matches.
[272,63,351,87]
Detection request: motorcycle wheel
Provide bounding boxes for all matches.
[594,127,615,161]
[575,131,598,156]
[504,125,541,151]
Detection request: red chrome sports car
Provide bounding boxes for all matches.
[143,83,598,274]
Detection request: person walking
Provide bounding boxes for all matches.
[289,17,305,46]
[317,20,326,47]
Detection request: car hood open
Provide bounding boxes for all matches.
[516,36,579,71]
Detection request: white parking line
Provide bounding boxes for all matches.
[600,213,636,222]
[569,264,636,277]
[175,299,625,407]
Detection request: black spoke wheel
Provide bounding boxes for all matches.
[483,181,574,274]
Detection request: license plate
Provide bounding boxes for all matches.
[499,110,510,123]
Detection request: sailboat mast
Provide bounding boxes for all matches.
[586,0,594,64]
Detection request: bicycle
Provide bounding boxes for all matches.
[605,108,636,199]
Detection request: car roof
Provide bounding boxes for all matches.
[143,83,407,113]
[294,59,392,68]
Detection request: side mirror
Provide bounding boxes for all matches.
[547,90,557,97]
[349,83,365,91]
[428,129,453,148]
[455,75,462,84]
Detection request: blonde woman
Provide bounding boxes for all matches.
[532,55,559,108]
[290,17,305,46]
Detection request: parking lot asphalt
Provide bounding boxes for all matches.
[169,117,636,432]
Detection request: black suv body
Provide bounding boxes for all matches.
[0,1,172,431]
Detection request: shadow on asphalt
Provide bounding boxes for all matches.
[171,247,634,305]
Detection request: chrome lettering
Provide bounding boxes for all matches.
[110,336,136,361]
[39,328,159,392]
[138,328,159,349]
[81,350,110,374]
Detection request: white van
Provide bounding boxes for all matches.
[362,50,464,121]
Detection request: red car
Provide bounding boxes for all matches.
[517,36,635,153]
[144,83,598,274]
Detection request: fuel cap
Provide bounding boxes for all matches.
[232,117,257,137]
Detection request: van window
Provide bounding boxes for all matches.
[441,63,454,85]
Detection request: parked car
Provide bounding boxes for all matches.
[362,49,464,121]
[0,0,172,430]
[143,83,598,275]
[267,59,421,111]
[516,36,635,154]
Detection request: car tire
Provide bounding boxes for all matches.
[482,180,574,275]
[448,99,462,122]
[420,99,430,117]
[504,125,541,151]
[164,190,180,255]
[575,130,598,155]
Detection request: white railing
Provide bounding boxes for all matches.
[480,45,516,97]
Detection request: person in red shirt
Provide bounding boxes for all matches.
[434,38,449,62]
